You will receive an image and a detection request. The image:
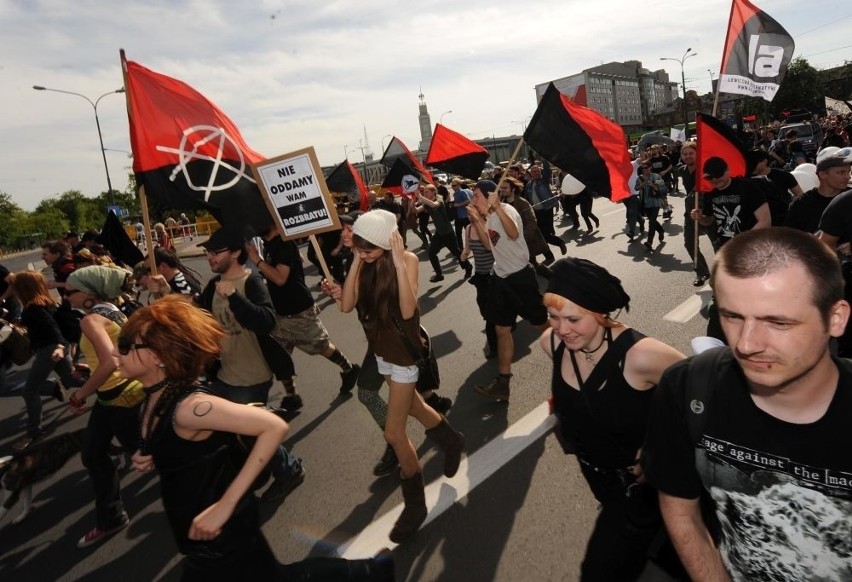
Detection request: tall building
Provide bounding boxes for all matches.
[417,89,433,152]
[536,61,678,132]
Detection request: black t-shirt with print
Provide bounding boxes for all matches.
[700,178,766,245]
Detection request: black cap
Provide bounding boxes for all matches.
[475,180,498,194]
[199,226,248,251]
[703,156,728,179]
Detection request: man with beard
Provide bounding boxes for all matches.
[642,227,852,581]
[197,227,305,507]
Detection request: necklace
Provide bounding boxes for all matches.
[143,377,172,395]
[138,378,174,454]
[578,334,607,363]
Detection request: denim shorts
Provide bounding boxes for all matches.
[374,355,419,384]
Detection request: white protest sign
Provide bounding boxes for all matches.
[251,147,341,240]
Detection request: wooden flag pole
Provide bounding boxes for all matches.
[306,234,341,309]
[495,138,526,193]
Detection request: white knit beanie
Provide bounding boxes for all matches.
[352,209,398,250]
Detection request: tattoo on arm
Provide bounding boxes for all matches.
[193,401,213,417]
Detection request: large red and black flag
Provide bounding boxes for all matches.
[524,83,632,202]
[381,158,422,196]
[426,124,489,180]
[380,137,433,184]
[695,113,748,193]
[717,0,794,101]
[325,160,370,211]
[123,58,272,233]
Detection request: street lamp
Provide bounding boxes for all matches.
[660,48,697,137]
[32,85,125,205]
[439,110,453,124]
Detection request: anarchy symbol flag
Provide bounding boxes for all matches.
[325,160,370,211]
[426,124,489,181]
[381,158,422,196]
[123,58,273,233]
[380,136,432,185]
[717,0,795,101]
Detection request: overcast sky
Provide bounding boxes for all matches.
[1,0,850,210]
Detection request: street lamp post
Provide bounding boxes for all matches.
[32,85,125,206]
[660,48,697,138]
[439,110,453,125]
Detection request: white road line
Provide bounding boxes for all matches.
[338,401,556,559]
[663,285,711,323]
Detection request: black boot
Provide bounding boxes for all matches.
[389,472,427,543]
[425,416,464,478]
[373,443,399,477]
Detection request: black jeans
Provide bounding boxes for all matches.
[683,215,711,278]
[644,207,665,245]
[81,401,140,529]
[577,192,600,231]
[428,233,469,276]
[534,208,565,249]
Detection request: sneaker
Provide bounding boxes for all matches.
[340,364,360,394]
[77,514,129,548]
[429,274,444,283]
[474,376,510,402]
[13,430,44,452]
[280,393,304,412]
[261,462,305,504]
[373,444,399,477]
[424,393,453,414]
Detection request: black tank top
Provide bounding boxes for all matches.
[550,328,655,469]
[148,390,260,564]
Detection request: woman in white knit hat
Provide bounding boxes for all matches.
[341,209,464,543]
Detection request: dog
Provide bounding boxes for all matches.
[0,428,127,528]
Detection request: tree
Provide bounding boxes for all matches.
[773,58,824,116]
[0,192,27,248]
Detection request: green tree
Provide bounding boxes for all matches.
[773,57,824,116]
[0,192,27,248]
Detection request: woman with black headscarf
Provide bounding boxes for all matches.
[539,258,685,581]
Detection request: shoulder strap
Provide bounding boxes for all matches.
[391,315,425,361]
[685,347,729,444]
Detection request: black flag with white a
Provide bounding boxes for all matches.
[717,0,794,102]
[381,158,422,197]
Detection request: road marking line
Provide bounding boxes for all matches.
[663,285,711,323]
[338,401,556,559]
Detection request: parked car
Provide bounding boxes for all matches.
[779,122,823,158]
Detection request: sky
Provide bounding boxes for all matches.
[1,0,850,210]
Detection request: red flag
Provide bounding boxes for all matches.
[695,113,748,193]
[524,83,632,201]
[380,137,432,184]
[426,124,489,180]
[718,0,794,102]
[325,160,369,211]
[123,59,272,232]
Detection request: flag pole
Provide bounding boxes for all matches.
[712,0,737,117]
[119,49,158,279]
[495,138,525,193]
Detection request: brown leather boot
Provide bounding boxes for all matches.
[389,472,427,543]
[425,416,464,478]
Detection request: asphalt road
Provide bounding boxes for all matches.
[0,194,712,581]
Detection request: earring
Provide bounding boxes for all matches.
[158,363,166,368]
[82,298,95,310]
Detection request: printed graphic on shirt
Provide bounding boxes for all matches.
[696,439,852,580]
[488,229,501,247]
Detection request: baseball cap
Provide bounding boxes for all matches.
[475,180,498,194]
[199,226,249,251]
[703,157,728,179]
[816,147,852,172]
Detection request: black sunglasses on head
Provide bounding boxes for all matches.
[117,336,150,356]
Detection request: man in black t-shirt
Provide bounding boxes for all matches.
[246,227,359,410]
[691,156,770,249]
[787,150,852,234]
[747,149,802,226]
[643,228,852,581]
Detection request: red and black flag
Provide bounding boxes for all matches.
[426,124,489,180]
[381,158,422,196]
[524,83,632,202]
[325,160,370,211]
[695,112,748,193]
[123,58,272,233]
[380,137,432,184]
[717,0,794,102]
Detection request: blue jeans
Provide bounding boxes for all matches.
[23,343,76,436]
[207,379,301,480]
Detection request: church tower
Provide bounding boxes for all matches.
[417,88,432,152]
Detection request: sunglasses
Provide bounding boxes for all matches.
[117,336,151,356]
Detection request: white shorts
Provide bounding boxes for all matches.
[374,355,419,384]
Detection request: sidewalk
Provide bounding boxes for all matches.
[172,234,208,259]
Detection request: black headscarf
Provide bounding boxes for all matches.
[546,257,630,314]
